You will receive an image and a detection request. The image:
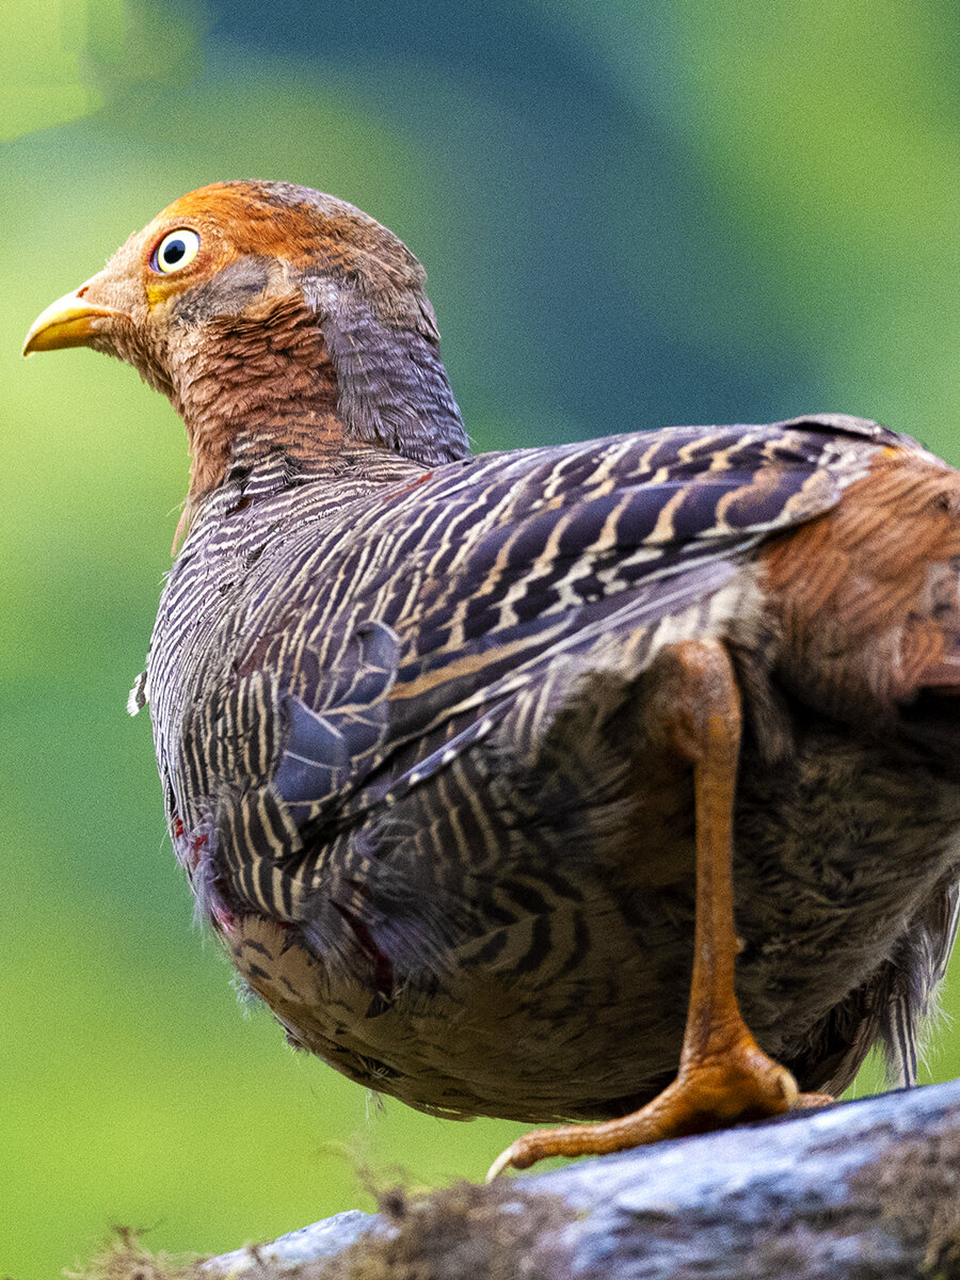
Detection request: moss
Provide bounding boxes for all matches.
[319,1181,575,1280]
[72,1183,577,1280]
[68,1227,200,1280]
[861,1130,960,1278]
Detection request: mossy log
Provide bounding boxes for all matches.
[87,1078,960,1280]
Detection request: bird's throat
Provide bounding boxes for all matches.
[173,296,346,508]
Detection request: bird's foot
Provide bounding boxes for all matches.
[486,1032,833,1179]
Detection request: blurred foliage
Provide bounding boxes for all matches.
[5,1,960,1276]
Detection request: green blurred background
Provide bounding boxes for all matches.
[5,1,960,1274]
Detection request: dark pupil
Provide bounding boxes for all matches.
[163,239,186,266]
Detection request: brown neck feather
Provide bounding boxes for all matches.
[171,294,344,504]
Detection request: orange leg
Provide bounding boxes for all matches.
[488,639,831,1180]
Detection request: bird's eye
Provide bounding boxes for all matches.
[150,229,201,275]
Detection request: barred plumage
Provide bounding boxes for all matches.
[25,180,960,1169]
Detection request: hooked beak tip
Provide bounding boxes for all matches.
[22,288,122,356]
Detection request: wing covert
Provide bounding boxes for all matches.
[188,415,910,867]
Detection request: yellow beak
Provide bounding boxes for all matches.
[22,286,122,355]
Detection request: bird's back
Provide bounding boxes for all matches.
[132,413,960,1120]
[147,413,897,853]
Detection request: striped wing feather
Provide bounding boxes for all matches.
[255,416,899,831]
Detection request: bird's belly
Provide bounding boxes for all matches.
[218,723,960,1123]
[224,885,696,1122]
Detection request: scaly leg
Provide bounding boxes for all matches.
[488,639,830,1180]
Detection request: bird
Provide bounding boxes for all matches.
[23,180,960,1178]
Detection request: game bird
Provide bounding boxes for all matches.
[23,181,960,1177]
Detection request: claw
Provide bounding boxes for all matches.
[485,1146,517,1182]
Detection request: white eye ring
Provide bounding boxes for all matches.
[151,228,201,275]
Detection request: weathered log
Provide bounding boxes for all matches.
[90,1079,960,1280]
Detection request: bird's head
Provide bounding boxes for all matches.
[24,180,468,507]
